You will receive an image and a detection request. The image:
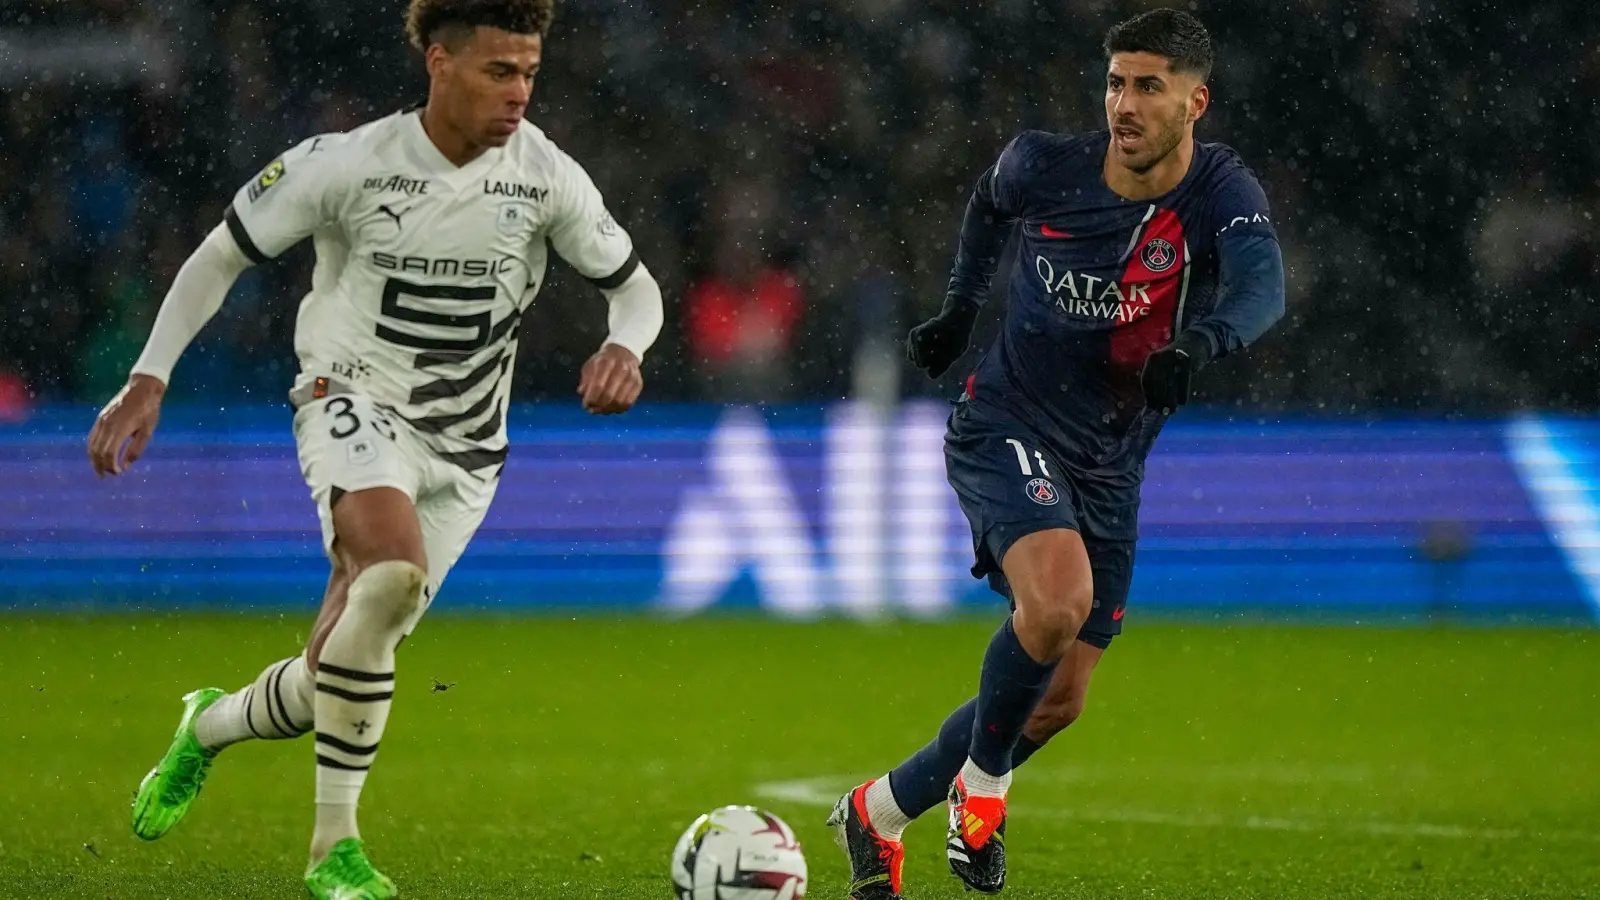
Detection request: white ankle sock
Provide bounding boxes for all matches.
[310,560,425,860]
[863,776,912,841]
[195,655,313,751]
[960,757,1012,799]
[313,803,360,861]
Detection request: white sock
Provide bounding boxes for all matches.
[315,802,361,854]
[960,757,1013,799]
[310,560,425,861]
[195,656,313,751]
[863,776,912,842]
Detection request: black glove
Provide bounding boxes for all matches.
[1140,330,1211,413]
[907,300,981,378]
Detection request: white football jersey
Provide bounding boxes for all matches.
[226,109,639,473]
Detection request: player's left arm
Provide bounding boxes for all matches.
[1141,170,1285,412]
[547,151,664,415]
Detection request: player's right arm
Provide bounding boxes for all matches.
[907,132,1037,379]
[87,135,348,477]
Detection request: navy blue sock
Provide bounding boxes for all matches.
[1012,734,1045,767]
[885,699,1053,819]
[887,699,977,819]
[968,616,1056,776]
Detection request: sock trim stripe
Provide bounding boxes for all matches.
[242,685,269,740]
[315,683,394,703]
[316,754,373,772]
[263,666,290,734]
[317,662,395,683]
[264,661,295,735]
[314,732,381,756]
[270,661,308,736]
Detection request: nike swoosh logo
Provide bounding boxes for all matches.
[1038,223,1071,239]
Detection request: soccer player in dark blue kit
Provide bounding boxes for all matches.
[826,10,1286,899]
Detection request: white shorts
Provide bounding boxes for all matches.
[292,391,499,605]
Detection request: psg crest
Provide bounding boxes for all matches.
[1141,237,1178,273]
[1025,477,1060,506]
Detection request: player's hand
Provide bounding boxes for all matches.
[906,301,980,378]
[1140,332,1210,414]
[88,374,166,478]
[578,343,643,415]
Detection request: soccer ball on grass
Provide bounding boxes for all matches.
[671,805,807,899]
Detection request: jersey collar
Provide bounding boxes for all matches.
[1099,132,1204,205]
[401,110,506,190]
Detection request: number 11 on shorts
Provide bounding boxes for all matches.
[1004,438,1052,478]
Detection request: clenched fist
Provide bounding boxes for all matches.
[906,300,981,379]
[1140,331,1211,414]
[578,343,644,415]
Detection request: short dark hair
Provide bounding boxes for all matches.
[406,0,556,52]
[1103,8,1213,81]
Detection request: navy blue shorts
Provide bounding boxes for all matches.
[944,406,1137,649]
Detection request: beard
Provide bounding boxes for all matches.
[1115,115,1187,174]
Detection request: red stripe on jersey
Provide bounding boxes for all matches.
[1109,207,1187,371]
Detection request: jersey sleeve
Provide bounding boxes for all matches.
[987,129,1050,219]
[943,131,1045,309]
[1185,165,1285,360]
[1206,162,1277,245]
[547,150,640,289]
[224,134,350,264]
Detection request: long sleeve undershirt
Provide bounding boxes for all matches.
[599,264,665,361]
[129,224,253,385]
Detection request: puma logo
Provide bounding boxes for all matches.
[377,204,413,229]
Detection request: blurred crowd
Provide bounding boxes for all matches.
[3,0,1597,414]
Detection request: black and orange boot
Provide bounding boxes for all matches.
[826,782,905,900]
[946,773,1007,893]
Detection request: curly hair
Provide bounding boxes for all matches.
[406,0,556,51]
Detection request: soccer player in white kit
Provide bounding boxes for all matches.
[85,2,663,896]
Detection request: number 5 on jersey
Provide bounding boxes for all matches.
[375,277,498,353]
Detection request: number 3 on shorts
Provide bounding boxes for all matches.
[322,396,397,442]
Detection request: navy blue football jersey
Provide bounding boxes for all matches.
[948,129,1285,487]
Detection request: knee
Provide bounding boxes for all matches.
[1016,580,1094,655]
[341,537,427,575]
[330,486,426,573]
[1053,581,1095,638]
[348,559,428,629]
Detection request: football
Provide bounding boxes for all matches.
[671,805,808,900]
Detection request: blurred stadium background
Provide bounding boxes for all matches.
[2,0,1597,619]
[3,2,1600,898]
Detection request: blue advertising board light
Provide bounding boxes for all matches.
[2,403,1596,622]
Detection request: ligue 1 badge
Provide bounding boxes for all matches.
[247,158,285,202]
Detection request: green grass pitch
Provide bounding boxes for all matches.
[1,614,1598,899]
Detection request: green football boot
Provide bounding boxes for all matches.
[130,687,226,841]
[304,838,398,900]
